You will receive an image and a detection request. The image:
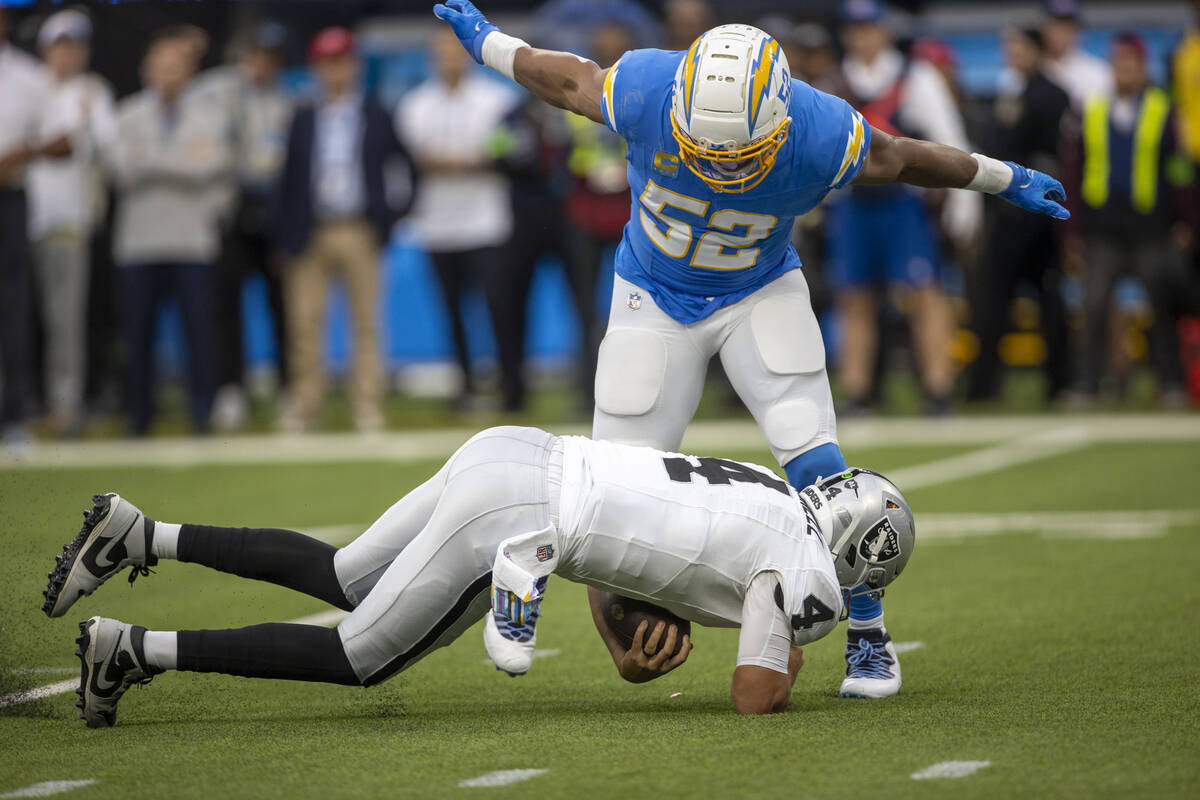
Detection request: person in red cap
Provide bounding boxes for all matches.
[275,26,418,432]
[1066,31,1196,405]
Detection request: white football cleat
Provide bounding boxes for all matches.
[75,616,160,728]
[44,494,156,618]
[839,628,901,698]
[484,612,537,677]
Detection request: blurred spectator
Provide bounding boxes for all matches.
[111,27,231,436]
[396,28,515,411]
[830,0,978,414]
[276,27,416,432]
[1176,1,1200,170]
[1068,32,1194,403]
[561,22,633,411]
[1174,2,1200,259]
[195,23,293,431]
[492,97,571,412]
[534,0,660,54]
[1040,0,1112,109]
[1,8,74,445]
[27,10,116,437]
[665,0,716,52]
[967,28,1071,404]
[789,22,850,98]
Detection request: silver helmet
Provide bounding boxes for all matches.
[798,468,915,602]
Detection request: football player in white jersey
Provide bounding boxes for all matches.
[43,427,914,726]
[431,0,1067,698]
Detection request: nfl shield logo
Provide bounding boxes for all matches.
[627,292,642,310]
[536,544,554,562]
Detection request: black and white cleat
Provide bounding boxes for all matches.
[43,494,156,618]
[75,616,158,728]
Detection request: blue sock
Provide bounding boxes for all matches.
[785,444,884,626]
[848,591,883,625]
[783,442,847,490]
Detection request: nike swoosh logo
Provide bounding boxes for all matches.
[475,21,482,31]
[89,631,127,697]
[81,517,135,573]
[1019,179,1033,189]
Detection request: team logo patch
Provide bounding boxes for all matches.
[859,517,901,563]
[536,544,555,563]
[627,292,642,310]
[653,152,680,177]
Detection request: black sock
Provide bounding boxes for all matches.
[177,624,360,685]
[177,525,354,611]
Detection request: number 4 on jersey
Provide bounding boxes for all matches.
[774,583,836,631]
[662,456,791,496]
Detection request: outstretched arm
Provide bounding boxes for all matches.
[855,125,1071,220]
[433,0,607,125]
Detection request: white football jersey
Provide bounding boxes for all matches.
[554,436,843,643]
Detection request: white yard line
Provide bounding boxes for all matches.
[911,761,992,780]
[458,769,548,788]
[0,680,77,710]
[917,509,1200,542]
[887,424,1093,491]
[3,414,1198,470]
[0,781,98,798]
[893,641,925,654]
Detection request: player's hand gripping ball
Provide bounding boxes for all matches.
[600,592,691,658]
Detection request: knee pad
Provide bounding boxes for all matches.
[594,328,668,417]
[762,398,822,455]
[750,294,825,375]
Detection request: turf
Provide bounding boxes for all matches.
[1,438,1198,799]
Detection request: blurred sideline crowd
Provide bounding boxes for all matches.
[1,0,1199,443]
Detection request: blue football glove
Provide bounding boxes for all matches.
[432,0,498,64]
[997,161,1070,220]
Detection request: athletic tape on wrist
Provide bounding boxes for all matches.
[966,153,1014,194]
[481,31,529,80]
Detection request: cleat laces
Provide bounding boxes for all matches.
[845,637,895,680]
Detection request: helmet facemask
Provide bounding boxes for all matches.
[670,111,790,193]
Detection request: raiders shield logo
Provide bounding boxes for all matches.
[859,517,901,563]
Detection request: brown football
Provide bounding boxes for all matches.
[599,592,691,658]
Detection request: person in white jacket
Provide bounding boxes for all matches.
[830,0,981,415]
[28,10,117,436]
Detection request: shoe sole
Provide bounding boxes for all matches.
[43,495,124,618]
[74,616,115,728]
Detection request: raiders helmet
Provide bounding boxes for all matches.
[798,468,915,602]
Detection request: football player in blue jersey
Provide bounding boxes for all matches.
[433,0,1069,698]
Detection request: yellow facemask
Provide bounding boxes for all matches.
[670,113,790,193]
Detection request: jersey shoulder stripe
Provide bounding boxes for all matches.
[789,81,872,191]
[599,48,683,142]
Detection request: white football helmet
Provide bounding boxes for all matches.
[670,24,792,193]
[798,468,915,604]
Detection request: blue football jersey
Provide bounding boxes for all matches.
[600,48,870,324]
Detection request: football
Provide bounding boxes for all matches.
[599,592,691,658]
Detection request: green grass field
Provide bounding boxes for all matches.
[2,425,1198,799]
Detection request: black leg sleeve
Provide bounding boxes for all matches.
[177,623,360,685]
[178,525,354,611]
